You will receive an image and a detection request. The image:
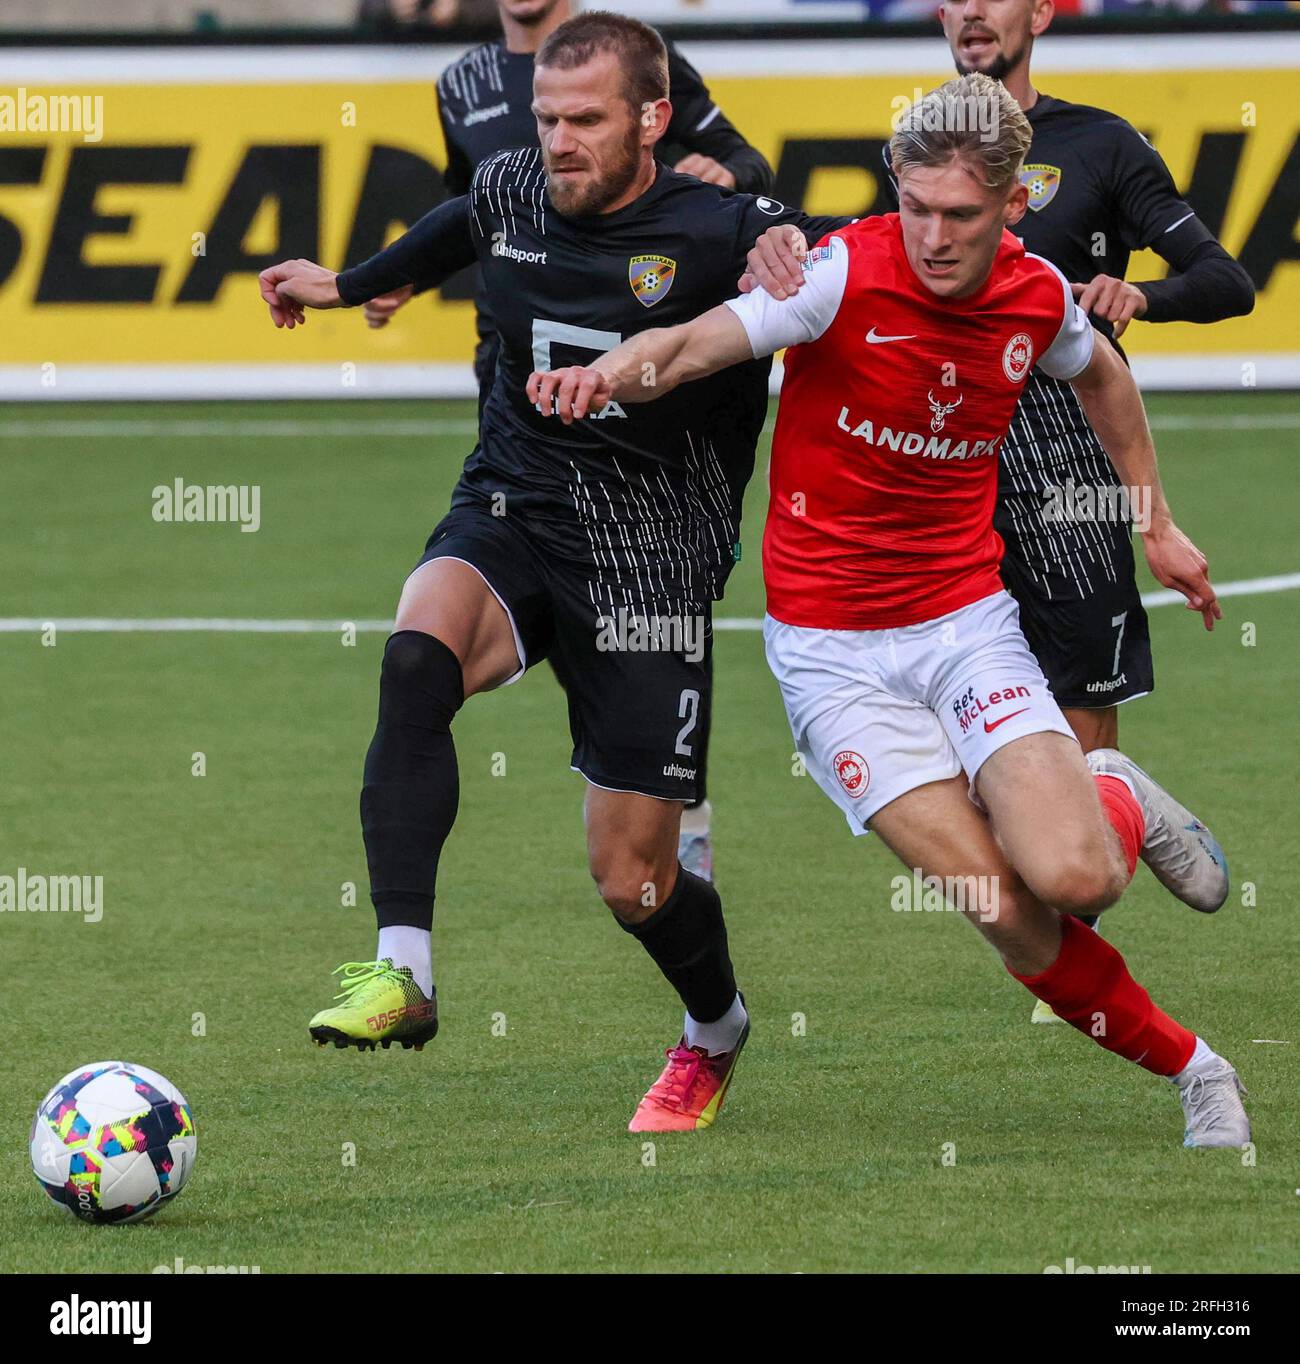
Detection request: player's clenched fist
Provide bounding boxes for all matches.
[739,224,809,299]
[364,285,415,330]
[258,259,343,329]
[527,366,615,425]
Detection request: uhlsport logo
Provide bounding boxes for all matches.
[1003,332,1034,382]
[1020,163,1062,212]
[629,254,676,307]
[491,236,546,264]
[463,101,509,127]
[834,750,869,798]
[952,684,1032,737]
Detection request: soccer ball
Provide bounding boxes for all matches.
[30,1061,196,1224]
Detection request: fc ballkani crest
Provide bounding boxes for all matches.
[629,254,676,307]
[1020,163,1061,213]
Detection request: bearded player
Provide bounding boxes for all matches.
[530,74,1250,1149]
[364,0,777,884]
[259,12,846,1132]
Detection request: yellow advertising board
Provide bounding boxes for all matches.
[0,36,1296,397]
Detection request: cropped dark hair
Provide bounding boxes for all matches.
[537,10,670,115]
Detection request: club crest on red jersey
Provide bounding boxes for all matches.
[1020,163,1061,212]
[1002,333,1034,382]
[834,750,870,798]
[629,255,676,307]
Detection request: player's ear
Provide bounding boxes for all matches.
[1031,0,1055,39]
[1004,180,1029,228]
[638,97,672,147]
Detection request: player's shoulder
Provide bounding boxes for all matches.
[471,146,545,193]
[654,167,761,222]
[1002,236,1072,315]
[830,212,900,262]
[436,37,506,112]
[1033,95,1158,158]
[468,147,547,221]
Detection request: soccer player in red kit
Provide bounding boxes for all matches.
[528,73,1251,1149]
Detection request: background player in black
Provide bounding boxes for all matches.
[366,0,776,884]
[937,0,1251,1001]
[258,12,841,1129]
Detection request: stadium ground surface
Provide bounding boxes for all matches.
[1,392,1294,1273]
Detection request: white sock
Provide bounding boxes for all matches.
[684,992,747,1057]
[1171,1035,1218,1086]
[679,800,712,837]
[377,926,433,998]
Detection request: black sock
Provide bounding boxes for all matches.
[360,631,463,932]
[621,867,737,1023]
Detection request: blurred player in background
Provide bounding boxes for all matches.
[530,74,1250,1150]
[936,0,1254,1018]
[366,0,776,883]
[260,12,842,1131]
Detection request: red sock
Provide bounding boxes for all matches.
[1095,774,1143,879]
[1010,916,1195,1076]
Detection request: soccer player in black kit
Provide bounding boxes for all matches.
[258,12,842,1131]
[366,0,776,883]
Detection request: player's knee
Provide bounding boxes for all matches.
[378,631,464,726]
[591,859,671,924]
[1035,852,1122,917]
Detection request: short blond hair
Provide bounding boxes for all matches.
[888,72,1032,192]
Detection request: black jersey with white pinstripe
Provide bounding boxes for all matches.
[997,95,1211,597]
[460,149,838,609]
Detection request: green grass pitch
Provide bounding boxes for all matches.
[1,392,1294,1273]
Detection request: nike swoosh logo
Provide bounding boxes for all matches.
[983,707,1030,733]
[866,326,917,344]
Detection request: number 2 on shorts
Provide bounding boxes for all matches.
[675,689,701,757]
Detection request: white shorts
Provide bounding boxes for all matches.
[764,590,1077,834]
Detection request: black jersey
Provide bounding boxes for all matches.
[884,94,1249,597]
[437,37,774,386]
[1012,95,1210,296]
[437,38,773,199]
[339,150,840,611]
[1001,96,1217,594]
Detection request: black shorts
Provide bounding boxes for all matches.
[999,526,1154,710]
[418,500,711,802]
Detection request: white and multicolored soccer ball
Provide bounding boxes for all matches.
[30,1062,196,1224]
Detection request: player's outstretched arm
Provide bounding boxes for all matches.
[1068,333,1221,631]
[527,306,755,424]
[336,197,476,308]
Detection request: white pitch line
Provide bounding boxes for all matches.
[3,572,1298,635]
[0,414,1298,439]
[1137,571,1300,609]
[0,419,480,439]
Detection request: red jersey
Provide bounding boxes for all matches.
[724,214,1094,629]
